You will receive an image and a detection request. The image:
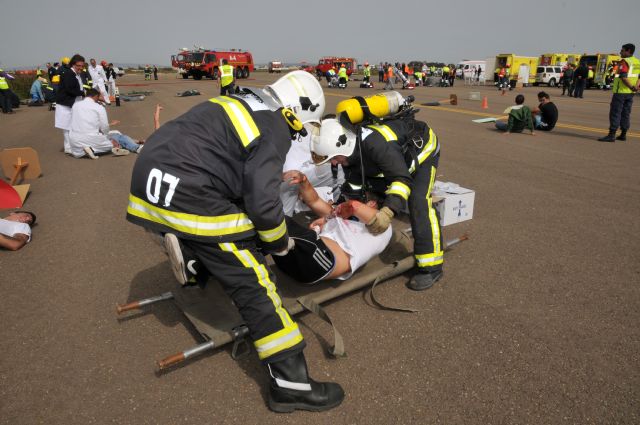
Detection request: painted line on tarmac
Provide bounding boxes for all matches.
[425,105,640,138]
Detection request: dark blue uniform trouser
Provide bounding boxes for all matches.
[0,88,13,113]
[609,93,634,131]
[573,79,586,98]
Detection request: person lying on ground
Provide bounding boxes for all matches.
[0,211,36,251]
[531,91,558,131]
[495,94,535,135]
[69,88,144,159]
[163,170,393,286]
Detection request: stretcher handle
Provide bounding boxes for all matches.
[116,301,140,314]
[157,353,185,370]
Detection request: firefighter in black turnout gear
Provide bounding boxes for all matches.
[311,103,444,290]
[126,71,343,413]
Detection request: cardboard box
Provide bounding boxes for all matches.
[432,181,475,226]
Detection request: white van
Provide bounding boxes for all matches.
[457,59,490,83]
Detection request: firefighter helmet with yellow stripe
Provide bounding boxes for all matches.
[264,70,325,125]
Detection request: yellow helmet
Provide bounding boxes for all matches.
[61,57,70,65]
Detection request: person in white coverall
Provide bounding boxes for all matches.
[279,123,344,216]
[88,58,110,105]
[69,88,142,158]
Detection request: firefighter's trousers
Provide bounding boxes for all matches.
[408,155,444,273]
[182,237,306,364]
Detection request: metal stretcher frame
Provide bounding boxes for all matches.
[116,219,466,369]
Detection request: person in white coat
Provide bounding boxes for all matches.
[88,58,110,105]
[69,88,142,159]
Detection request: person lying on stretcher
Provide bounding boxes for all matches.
[164,170,392,286]
[273,170,393,284]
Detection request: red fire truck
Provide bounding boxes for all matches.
[314,57,357,78]
[171,48,254,80]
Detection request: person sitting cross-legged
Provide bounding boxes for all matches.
[495,94,535,136]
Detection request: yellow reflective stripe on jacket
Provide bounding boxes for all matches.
[367,124,397,141]
[127,195,254,236]
[409,128,439,174]
[257,219,287,243]
[219,242,301,360]
[209,96,261,148]
[386,181,411,200]
[0,76,8,89]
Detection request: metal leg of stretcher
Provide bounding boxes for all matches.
[115,292,174,314]
[157,325,250,370]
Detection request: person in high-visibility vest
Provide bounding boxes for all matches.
[598,43,639,142]
[0,68,16,114]
[587,66,595,88]
[414,70,423,86]
[362,62,371,86]
[337,63,348,89]
[384,64,395,90]
[218,59,235,95]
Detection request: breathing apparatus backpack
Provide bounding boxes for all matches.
[335,92,426,203]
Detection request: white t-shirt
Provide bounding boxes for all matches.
[319,218,392,280]
[0,218,31,242]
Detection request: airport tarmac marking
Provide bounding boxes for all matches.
[425,105,640,138]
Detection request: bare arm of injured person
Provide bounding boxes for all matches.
[282,171,392,281]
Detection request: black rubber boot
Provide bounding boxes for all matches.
[406,269,444,291]
[267,352,344,413]
[598,130,616,142]
[616,129,627,141]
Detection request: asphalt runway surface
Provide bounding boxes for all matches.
[1,72,639,424]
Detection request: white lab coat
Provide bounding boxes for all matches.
[68,98,113,157]
[88,65,110,104]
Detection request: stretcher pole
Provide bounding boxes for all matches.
[157,326,250,370]
[116,292,174,314]
[157,341,215,370]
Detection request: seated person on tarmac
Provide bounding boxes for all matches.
[495,94,535,135]
[164,169,392,286]
[29,76,47,106]
[531,91,558,132]
[69,88,144,159]
[0,211,36,251]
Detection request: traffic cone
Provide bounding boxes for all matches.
[481,96,488,109]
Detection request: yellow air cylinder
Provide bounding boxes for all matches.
[336,91,405,124]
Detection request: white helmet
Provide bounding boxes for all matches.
[264,70,325,124]
[311,118,357,165]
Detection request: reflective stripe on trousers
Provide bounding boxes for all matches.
[218,242,303,360]
[408,156,444,271]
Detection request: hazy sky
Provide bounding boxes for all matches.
[1,0,638,68]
